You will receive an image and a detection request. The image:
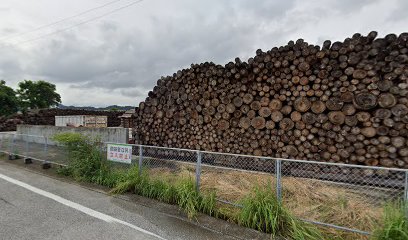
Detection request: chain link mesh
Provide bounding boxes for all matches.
[139,146,197,182]
[279,159,406,232]
[1,133,407,235]
[200,152,276,204]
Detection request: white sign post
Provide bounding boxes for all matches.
[107,144,132,164]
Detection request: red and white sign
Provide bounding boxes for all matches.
[107,144,132,164]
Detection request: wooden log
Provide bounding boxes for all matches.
[239,117,251,129]
[259,107,272,118]
[328,111,346,125]
[265,120,275,129]
[342,104,356,116]
[326,97,344,111]
[279,118,295,131]
[271,111,284,122]
[391,104,408,117]
[269,99,282,111]
[294,97,311,112]
[251,117,266,129]
[353,92,378,110]
[250,101,262,111]
[243,93,253,104]
[290,111,302,122]
[233,96,243,107]
[361,127,376,138]
[378,93,397,108]
[311,101,326,114]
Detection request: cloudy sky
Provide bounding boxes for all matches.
[0,0,407,107]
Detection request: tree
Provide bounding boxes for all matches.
[0,80,18,116]
[17,80,61,110]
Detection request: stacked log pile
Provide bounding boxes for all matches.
[134,31,408,168]
[0,117,24,131]
[0,109,124,131]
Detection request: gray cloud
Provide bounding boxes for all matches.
[386,0,408,22]
[0,0,407,106]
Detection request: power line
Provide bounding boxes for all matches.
[10,0,144,46]
[0,0,124,42]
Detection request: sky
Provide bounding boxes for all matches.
[0,0,407,107]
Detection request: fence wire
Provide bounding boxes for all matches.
[1,132,407,236]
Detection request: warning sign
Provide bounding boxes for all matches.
[107,144,132,164]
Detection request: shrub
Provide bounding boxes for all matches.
[52,133,115,186]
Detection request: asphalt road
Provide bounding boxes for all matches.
[0,161,248,240]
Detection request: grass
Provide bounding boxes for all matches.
[238,186,322,239]
[371,203,408,240]
[198,167,384,235]
[175,178,202,219]
[50,132,406,240]
[110,166,216,219]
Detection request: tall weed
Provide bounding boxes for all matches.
[372,202,408,240]
[238,187,322,240]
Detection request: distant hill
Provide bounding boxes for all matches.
[57,104,134,111]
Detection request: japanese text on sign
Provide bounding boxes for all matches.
[107,144,132,164]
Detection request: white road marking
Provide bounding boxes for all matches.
[0,173,166,240]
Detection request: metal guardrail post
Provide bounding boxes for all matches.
[138,145,143,175]
[196,151,202,192]
[276,159,282,203]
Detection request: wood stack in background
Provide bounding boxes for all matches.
[0,109,124,132]
[134,31,408,168]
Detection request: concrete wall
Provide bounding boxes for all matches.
[16,125,129,145]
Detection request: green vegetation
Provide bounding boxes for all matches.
[55,132,397,239]
[52,132,123,188]
[5,132,408,240]
[53,132,216,219]
[238,186,322,239]
[17,80,61,110]
[0,80,61,116]
[110,166,215,219]
[371,203,408,240]
[0,80,19,116]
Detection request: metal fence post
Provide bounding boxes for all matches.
[9,134,17,159]
[405,171,408,203]
[11,134,16,155]
[404,171,408,218]
[44,137,48,161]
[138,145,143,175]
[196,151,202,192]
[0,134,3,152]
[25,136,29,157]
[276,159,282,203]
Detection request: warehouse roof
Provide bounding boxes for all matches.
[119,109,136,118]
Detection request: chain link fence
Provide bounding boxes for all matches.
[1,132,407,236]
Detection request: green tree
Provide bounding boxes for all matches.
[17,80,61,110]
[0,80,18,116]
